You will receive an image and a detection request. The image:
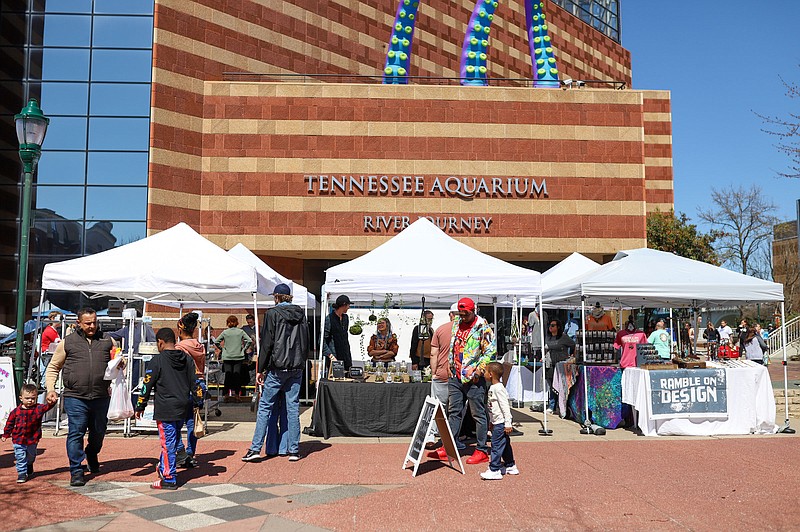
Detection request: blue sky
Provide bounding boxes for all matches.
[621,1,800,226]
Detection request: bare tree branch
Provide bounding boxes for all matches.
[697,184,779,278]
[755,69,800,179]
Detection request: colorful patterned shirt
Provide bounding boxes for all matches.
[449,315,496,383]
[3,402,55,445]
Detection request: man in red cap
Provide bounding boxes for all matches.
[431,297,496,464]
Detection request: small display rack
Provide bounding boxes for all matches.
[636,343,675,369]
[576,330,619,365]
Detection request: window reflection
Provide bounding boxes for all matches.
[88,117,150,150]
[42,117,87,150]
[87,152,148,185]
[41,14,91,47]
[91,50,152,82]
[34,186,85,220]
[86,186,147,220]
[89,221,145,251]
[37,151,86,185]
[40,49,90,81]
[90,83,151,116]
[30,214,83,255]
[41,82,89,115]
[93,16,154,48]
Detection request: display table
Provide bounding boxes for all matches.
[622,362,777,436]
[554,362,624,429]
[311,379,431,438]
[506,365,545,403]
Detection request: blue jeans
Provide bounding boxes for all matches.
[13,443,37,476]
[63,396,110,475]
[447,377,489,453]
[489,424,515,472]
[157,420,183,484]
[250,369,301,455]
[178,379,207,456]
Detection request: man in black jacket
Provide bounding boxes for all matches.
[243,283,309,462]
[135,327,202,490]
[46,308,115,487]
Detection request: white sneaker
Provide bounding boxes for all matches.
[545,408,554,414]
[503,464,519,475]
[480,468,503,480]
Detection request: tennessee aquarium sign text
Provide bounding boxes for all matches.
[304,174,548,234]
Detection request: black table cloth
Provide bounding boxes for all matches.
[311,379,431,438]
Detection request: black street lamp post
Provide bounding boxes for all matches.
[14,99,49,394]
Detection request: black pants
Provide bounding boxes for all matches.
[223,360,243,396]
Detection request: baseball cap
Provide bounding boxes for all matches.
[271,283,291,295]
[335,294,351,308]
[457,297,475,312]
[450,303,459,312]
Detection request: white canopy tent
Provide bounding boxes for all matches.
[498,252,601,308]
[543,247,790,433]
[323,217,541,303]
[320,217,552,433]
[41,223,274,303]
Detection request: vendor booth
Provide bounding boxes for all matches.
[38,223,278,435]
[544,248,788,436]
[312,218,543,438]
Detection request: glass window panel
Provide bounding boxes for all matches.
[91,49,152,82]
[87,152,148,185]
[41,14,91,47]
[40,49,90,81]
[30,218,83,255]
[0,185,20,220]
[40,82,89,115]
[88,117,149,150]
[36,151,86,184]
[94,0,154,15]
[37,0,92,13]
[34,185,84,220]
[93,16,153,48]
[85,186,147,221]
[86,221,145,253]
[90,83,150,116]
[42,117,87,150]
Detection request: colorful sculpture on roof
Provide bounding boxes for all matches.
[383,0,560,87]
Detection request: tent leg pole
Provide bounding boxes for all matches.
[778,301,794,434]
[538,296,551,436]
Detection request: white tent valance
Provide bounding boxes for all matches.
[322,218,541,304]
[545,248,784,308]
[41,223,272,303]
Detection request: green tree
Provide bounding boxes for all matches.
[647,210,719,264]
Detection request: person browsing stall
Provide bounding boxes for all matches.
[40,311,62,354]
[214,315,252,399]
[243,283,309,463]
[367,317,399,365]
[647,319,672,359]
[175,312,207,469]
[438,298,496,465]
[323,295,353,371]
[426,304,458,455]
[717,320,733,344]
[45,308,117,487]
[544,319,575,415]
[135,328,203,490]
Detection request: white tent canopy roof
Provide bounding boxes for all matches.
[41,223,273,303]
[323,217,541,304]
[545,248,784,308]
[500,252,601,307]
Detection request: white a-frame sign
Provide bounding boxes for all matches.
[402,395,464,477]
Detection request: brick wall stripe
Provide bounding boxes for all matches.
[644,157,672,167]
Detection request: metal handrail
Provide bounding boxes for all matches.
[767,315,800,356]
[221,72,627,89]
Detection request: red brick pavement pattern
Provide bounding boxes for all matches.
[2,436,800,531]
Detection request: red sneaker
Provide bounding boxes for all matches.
[466,450,489,465]
[150,479,178,490]
[426,447,448,460]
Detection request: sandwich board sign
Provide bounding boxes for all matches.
[0,357,17,428]
[402,395,464,477]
